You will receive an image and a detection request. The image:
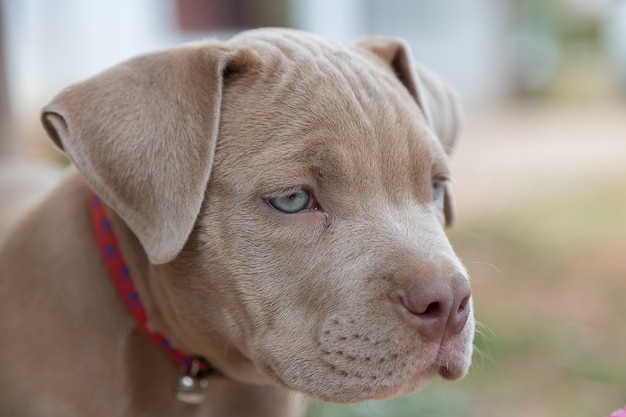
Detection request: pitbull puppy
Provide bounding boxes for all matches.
[0,28,473,417]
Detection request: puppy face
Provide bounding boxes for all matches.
[155,31,474,402]
[42,28,473,403]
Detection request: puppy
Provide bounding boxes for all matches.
[0,28,473,417]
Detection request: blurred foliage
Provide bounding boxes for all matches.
[515,0,603,42]
[510,0,619,99]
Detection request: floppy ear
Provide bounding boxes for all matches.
[443,184,455,227]
[42,43,259,264]
[355,37,463,155]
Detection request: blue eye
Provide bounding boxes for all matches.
[432,179,445,202]
[268,190,311,213]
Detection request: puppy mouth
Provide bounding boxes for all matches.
[371,342,471,400]
[260,342,465,403]
[252,307,474,402]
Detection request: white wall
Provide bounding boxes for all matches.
[3,0,176,114]
[3,0,517,117]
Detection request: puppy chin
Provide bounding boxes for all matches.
[326,356,469,403]
[314,365,440,403]
[381,344,474,400]
[268,359,440,404]
[370,367,439,401]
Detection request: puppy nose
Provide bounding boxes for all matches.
[394,274,471,342]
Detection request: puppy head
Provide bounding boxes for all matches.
[42,29,473,403]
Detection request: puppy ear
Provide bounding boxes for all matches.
[355,37,463,154]
[42,44,259,264]
[443,183,455,227]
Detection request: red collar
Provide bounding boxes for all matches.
[89,191,221,383]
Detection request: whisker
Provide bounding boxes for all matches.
[469,260,502,274]
[470,321,497,372]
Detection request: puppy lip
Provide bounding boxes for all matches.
[437,363,466,381]
[435,345,470,381]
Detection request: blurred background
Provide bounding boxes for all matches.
[1,0,625,416]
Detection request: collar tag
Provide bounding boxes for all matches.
[175,358,209,404]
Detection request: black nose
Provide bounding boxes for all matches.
[393,273,471,343]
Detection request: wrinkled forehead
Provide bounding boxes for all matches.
[217,30,446,199]
[227,29,427,129]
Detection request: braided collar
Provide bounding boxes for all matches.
[89,191,221,403]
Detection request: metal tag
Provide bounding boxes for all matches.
[175,374,208,404]
[175,358,208,404]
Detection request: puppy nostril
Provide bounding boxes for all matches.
[421,301,442,318]
[399,289,449,318]
[457,293,471,314]
[457,295,468,313]
[395,291,449,341]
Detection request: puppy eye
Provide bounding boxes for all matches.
[268,190,313,214]
[431,178,446,202]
